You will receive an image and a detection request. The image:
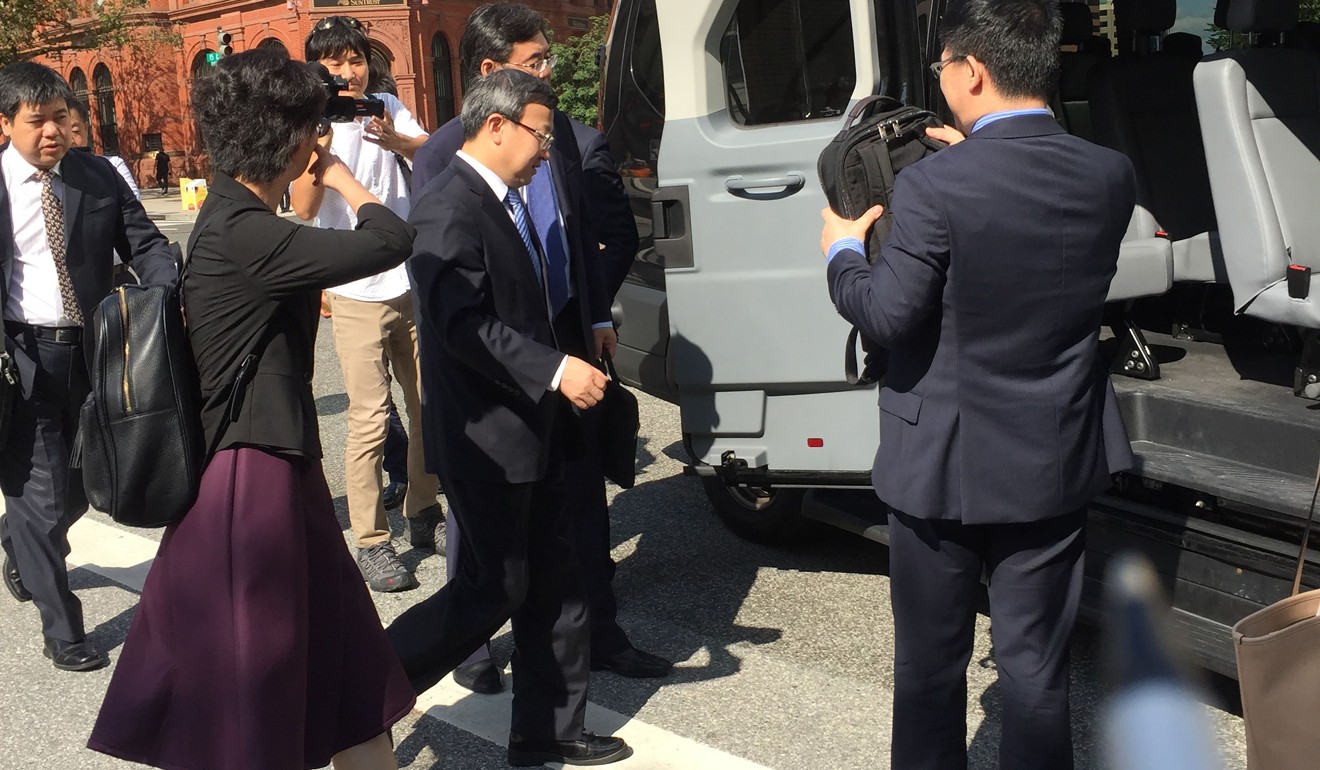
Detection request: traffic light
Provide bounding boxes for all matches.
[218,31,234,57]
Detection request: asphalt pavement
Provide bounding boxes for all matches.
[0,193,1252,769]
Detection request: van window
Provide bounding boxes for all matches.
[601,0,665,265]
[722,0,857,125]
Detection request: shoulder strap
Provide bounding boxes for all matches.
[1290,454,1320,596]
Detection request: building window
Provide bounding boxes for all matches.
[431,33,456,125]
[568,17,591,30]
[69,68,88,105]
[92,64,119,155]
[143,133,163,152]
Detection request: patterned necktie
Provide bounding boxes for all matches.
[36,169,82,325]
[526,168,571,317]
[504,188,547,293]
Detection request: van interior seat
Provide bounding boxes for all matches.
[1089,0,1224,284]
[1194,0,1320,327]
[1056,1,1106,140]
[1108,206,1175,304]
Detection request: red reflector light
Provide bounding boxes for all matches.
[807,438,824,448]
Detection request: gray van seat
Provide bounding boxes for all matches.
[1108,206,1174,303]
[1194,0,1320,327]
[1057,2,1104,139]
[1090,0,1223,283]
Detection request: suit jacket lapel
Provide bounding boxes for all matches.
[59,153,85,271]
[0,150,12,315]
[453,161,546,295]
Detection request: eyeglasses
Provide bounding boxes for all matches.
[929,55,967,79]
[504,54,557,74]
[501,115,555,151]
[314,16,364,32]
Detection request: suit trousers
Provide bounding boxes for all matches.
[387,473,590,742]
[326,292,440,547]
[886,508,1086,770]
[444,434,629,668]
[0,332,91,642]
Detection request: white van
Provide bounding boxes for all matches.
[600,0,1320,677]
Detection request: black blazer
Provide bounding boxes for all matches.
[412,111,611,328]
[571,118,638,301]
[828,114,1137,524]
[408,158,594,484]
[184,174,414,458]
[0,147,177,392]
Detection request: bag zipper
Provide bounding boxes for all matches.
[118,287,133,413]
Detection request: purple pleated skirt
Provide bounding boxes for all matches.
[88,447,415,770]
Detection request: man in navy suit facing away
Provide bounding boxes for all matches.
[822,2,1136,768]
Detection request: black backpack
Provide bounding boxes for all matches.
[817,95,945,385]
[76,238,269,528]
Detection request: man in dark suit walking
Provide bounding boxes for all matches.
[388,69,632,767]
[0,62,176,671]
[410,2,665,694]
[822,2,1135,768]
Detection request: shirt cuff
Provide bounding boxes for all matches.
[827,237,865,265]
[549,356,569,391]
[591,321,614,330]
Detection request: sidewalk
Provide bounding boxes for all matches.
[139,186,303,223]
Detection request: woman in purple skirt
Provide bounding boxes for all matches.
[88,49,417,770]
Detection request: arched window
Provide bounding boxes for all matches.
[367,41,394,96]
[92,64,118,155]
[431,33,456,124]
[256,37,287,51]
[69,67,88,104]
[190,51,216,154]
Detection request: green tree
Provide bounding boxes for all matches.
[550,15,609,127]
[1207,0,1320,51]
[0,0,171,69]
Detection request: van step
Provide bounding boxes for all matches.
[1131,440,1317,520]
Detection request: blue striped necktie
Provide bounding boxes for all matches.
[504,188,545,291]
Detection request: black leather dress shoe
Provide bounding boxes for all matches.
[453,658,505,694]
[3,553,31,602]
[591,646,673,678]
[507,733,632,767]
[43,637,108,672]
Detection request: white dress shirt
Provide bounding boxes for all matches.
[455,150,568,391]
[318,93,426,303]
[2,148,76,327]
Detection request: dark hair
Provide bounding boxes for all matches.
[459,68,557,140]
[0,61,75,119]
[305,15,372,65]
[191,49,327,184]
[67,97,90,124]
[939,0,1062,101]
[367,69,397,97]
[459,3,549,91]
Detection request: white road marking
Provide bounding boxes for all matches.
[64,517,774,770]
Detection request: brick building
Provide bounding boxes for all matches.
[37,0,608,186]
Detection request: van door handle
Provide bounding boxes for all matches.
[725,173,806,200]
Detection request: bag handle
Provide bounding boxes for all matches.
[841,95,903,132]
[1290,454,1320,596]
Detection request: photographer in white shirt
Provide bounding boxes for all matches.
[291,16,441,595]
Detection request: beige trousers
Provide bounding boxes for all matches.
[328,292,440,548]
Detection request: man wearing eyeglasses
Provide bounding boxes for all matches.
[390,68,632,767]
[821,1,1135,769]
[411,2,665,697]
[291,15,443,597]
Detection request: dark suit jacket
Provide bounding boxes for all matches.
[412,111,611,327]
[0,147,177,394]
[828,114,1137,524]
[408,158,594,484]
[184,174,414,458]
[570,119,638,300]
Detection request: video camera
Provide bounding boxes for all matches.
[306,62,384,134]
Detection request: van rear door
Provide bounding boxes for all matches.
[605,0,924,477]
